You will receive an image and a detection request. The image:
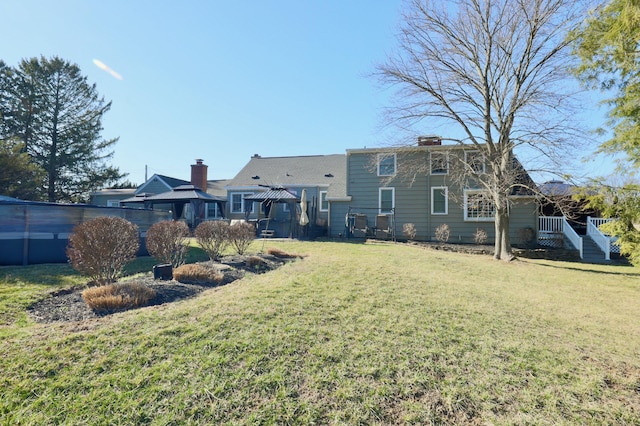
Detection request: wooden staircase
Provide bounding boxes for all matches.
[581,235,609,264]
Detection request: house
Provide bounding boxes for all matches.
[90,160,229,228]
[226,141,538,244]
[225,154,347,238]
[322,137,538,243]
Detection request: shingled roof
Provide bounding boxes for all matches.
[227,154,346,189]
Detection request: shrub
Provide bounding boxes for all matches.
[146,220,190,267]
[246,255,268,271]
[173,263,224,284]
[67,216,140,286]
[403,223,417,240]
[229,221,256,255]
[266,247,301,259]
[435,223,450,243]
[518,227,536,247]
[82,282,156,313]
[194,220,230,260]
[474,228,488,245]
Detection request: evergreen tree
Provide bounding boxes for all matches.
[0,56,124,202]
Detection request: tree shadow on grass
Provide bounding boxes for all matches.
[518,258,639,277]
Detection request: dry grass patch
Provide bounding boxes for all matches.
[266,247,303,259]
[81,282,156,313]
[172,263,224,284]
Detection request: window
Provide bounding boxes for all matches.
[430,152,448,175]
[431,186,448,215]
[464,190,495,221]
[379,187,395,213]
[319,191,328,212]
[377,153,396,176]
[465,151,485,174]
[231,192,254,213]
[107,200,121,207]
[207,202,222,219]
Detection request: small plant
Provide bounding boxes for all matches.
[146,220,190,267]
[435,223,450,243]
[194,220,230,260]
[246,255,267,271]
[228,221,256,255]
[403,223,417,240]
[266,247,301,259]
[67,216,140,286]
[474,228,488,245]
[173,263,224,284]
[518,227,536,247]
[82,282,156,313]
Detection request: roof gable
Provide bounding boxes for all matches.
[227,154,346,189]
[135,174,190,195]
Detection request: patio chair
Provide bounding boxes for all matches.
[352,214,369,237]
[375,214,392,239]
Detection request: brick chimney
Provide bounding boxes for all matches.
[417,135,442,146]
[191,159,208,191]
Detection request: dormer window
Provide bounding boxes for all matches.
[377,153,396,176]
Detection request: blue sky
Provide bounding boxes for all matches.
[2,1,614,185]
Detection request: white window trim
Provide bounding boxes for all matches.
[206,202,222,219]
[465,150,486,174]
[377,153,397,176]
[431,186,448,215]
[379,187,395,214]
[106,200,121,207]
[231,192,255,213]
[319,191,328,212]
[464,190,495,222]
[430,152,449,175]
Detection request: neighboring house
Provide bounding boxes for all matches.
[92,159,229,228]
[225,154,347,237]
[326,138,538,244]
[89,188,137,207]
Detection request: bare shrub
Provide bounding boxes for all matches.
[518,227,536,247]
[173,263,224,284]
[435,224,450,243]
[266,247,302,259]
[474,228,488,245]
[82,282,155,313]
[67,216,139,286]
[146,220,190,267]
[403,223,417,240]
[229,221,256,255]
[194,220,230,260]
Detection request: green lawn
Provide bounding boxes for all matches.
[1,241,639,424]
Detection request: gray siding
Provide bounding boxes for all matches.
[344,149,537,243]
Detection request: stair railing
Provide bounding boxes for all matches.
[586,217,613,261]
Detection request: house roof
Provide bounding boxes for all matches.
[135,174,191,195]
[538,180,575,197]
[206,179,230,198]
[227,154,346,189]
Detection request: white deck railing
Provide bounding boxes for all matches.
[586,217,619,260]
[538,216,583,259]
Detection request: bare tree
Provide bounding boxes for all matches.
[377,0,588,260]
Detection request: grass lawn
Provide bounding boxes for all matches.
[1,240,639,424]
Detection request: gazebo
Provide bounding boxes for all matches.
[244,188,301,238]
[121,185,226,228]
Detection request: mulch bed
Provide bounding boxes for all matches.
[28,254,293,324]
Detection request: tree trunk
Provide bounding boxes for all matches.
[494,207,514,261]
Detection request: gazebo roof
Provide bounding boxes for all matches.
[244,188,299,203]
[121,185,226,203]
